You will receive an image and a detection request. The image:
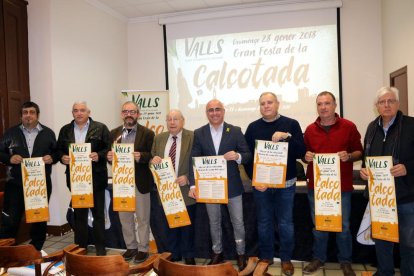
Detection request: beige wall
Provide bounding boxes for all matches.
[28,0,127,225]
[382,0,414,116]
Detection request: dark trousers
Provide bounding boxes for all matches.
[167,204,196,259]
[0,180,50,250]
[73,187,106,252]
[150,191,196,260]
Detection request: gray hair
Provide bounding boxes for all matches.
[72,101,89,111]
[122,101,139,112]
[376,87,399,103]
[166,109,184,120]
[259,92,279,102]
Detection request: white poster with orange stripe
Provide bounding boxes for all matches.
[21,157,49,223]
[252,140,288,188]
[150,157,190,228]
[112,143,136,212]
[366,156,399,243]
[193,155,228,204]
[313,153,342,232]
[69,143,94,208]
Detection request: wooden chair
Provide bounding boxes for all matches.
[0,242,72,276]
[63,244,159,276]
[0,238,15,246]
[154,253,239,276]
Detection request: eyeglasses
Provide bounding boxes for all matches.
[377,99,397,106]
[207,107,223,113]
[122,110,138,115]
[167,118,182,122]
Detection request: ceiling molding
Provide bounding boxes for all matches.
[84,0,128,23]
[157,0,342,25]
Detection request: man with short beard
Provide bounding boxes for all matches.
[107,101,155,263]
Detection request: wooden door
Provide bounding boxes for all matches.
[390,66,408,115]
[0,0,30,191]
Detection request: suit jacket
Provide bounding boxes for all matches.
[151,128,195,206]
[189,122,251,198]
[57,118,110,191]
[109,123,155,194]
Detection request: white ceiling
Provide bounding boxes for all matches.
[92,0,278,19]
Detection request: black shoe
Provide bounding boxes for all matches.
[208,253,224,265]
[237,254,247,271]
[134,251,149,263]
[122,249,138,261]
[184,258,196,265]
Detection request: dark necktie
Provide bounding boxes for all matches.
[169,136,177,170]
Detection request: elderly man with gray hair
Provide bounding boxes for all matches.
[57,101,110,256]
[360,87,414,276]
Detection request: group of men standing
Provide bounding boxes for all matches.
[0,86,413,276]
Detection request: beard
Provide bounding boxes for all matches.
[124,117,137,128]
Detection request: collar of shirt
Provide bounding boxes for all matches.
[169,130,183,141]
[121,123,138,143]
[262,114,281,123]
[209,123,224,133]
[122,123,138,134]
[74,119,90,131]
[379,115,396,132]
[20,123,42,133]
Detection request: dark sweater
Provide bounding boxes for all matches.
[244,115,306,181]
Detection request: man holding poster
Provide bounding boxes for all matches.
[107,101,154,263]
[244,92,305,276]
[303,91,362,276]
[0,102,57,250]
[151,109,196,265]
[57,101,110,256]
[189,99,251,271]
[360,87,414,276]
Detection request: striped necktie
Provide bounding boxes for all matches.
[169,136,177,170]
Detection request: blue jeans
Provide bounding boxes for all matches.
[205,195,245,255]
[253,185,295,261]
[307,190,352,263]
[374,201,414,276]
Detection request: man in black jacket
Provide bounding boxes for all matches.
[0,101,57,250]
[57,101,110,256]
[360,87,414,276]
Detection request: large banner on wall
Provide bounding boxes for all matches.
[121,90,169,135]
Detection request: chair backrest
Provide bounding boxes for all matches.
[64,245,158,276]
[0,244,43,276]
[0,238,15,246]
[157,256,238,276]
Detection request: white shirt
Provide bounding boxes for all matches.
[164,130,182,174]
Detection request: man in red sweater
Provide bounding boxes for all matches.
[303,91,363,276]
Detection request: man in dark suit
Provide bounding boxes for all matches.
[57,101,110,256]
[107,101,154,263]
[151,109,196,265]
[189,99,251,271]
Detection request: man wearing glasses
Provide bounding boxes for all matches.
[107,101,155,263]
[360,87,414,276]
[188,99,251,271]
